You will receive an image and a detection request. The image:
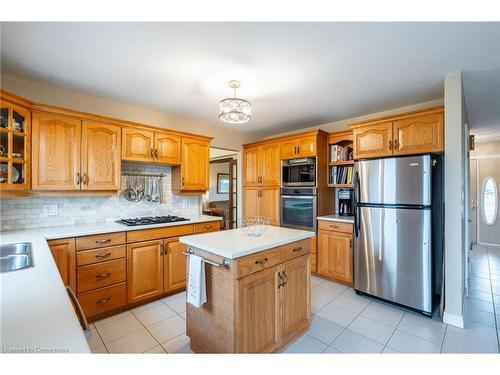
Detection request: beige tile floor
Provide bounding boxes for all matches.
[90,245,500,354]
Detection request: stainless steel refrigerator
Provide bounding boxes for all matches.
[353,154,442,315]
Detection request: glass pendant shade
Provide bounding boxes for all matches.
[218,97,251,124]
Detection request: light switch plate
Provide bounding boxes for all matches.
[43,204,59,216]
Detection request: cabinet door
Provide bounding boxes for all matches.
[164,238,188,292]
[47,238,76,291]
[81,121,121,190]
[181,137,209,190]
[243,188,260,218]
[243,145,260,187]
[281,255,311,344]
[393,112,444,155]
[260,188,280,226]
[121,127,155,162]
[318,230,353,283]
[237,265,282,353]
[260,142,280,186]
[280,139,298,159]
[155,132,181,164]
[297,135,316,157]
[127,240,164,303]
[353,122,393,159]
[32,112,81,190]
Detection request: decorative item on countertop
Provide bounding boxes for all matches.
[240,216,270,237]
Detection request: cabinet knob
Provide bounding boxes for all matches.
[388,140,393,150]
[255,257,268,265]
[95,272,111,278]
[394,138,399,150]
[75,172,81,185]
[155,149,159,158]
[292,246,303,252]
[82,173,88,186]
[150,148,154,158]
[95,297,111,305]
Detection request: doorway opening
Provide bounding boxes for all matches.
[202,147,239,230]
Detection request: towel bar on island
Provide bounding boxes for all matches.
[183,247,231,269]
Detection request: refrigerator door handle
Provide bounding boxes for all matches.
[354,171,360,238]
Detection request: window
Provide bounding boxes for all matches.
[482,176,498,225]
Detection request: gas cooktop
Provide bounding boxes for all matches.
[116,216,190,226]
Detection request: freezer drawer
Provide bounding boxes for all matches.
[354,206,432,313]
[355,155,431,206]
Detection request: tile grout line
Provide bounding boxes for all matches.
[129,306,166,353]
[439,325,448,353]
[381,310,406,353]
[90,323,109,353]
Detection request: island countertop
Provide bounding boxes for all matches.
[179,225,315,259]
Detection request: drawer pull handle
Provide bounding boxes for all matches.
[278,271,284,288]
[95,252,112,258]
[255,258,268,265]
[292,247,303,252]
[95,297,111,305]
[95,272,111,278]
[95,238,111,244]
[330,225,339,229]
[281,271,288,287]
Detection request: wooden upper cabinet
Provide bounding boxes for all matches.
[318,229,353,284]
[81,121,121,190]
[127,239,164,303]
[297,135,316,158]
[164,238,187,292]
[154,132,181,164]
[121,127,154,162]
[32,112,81,190]
[47,238,76,291]
[243,145,260,187]
[179,137,209,191]
[281,256,311,343]
[260,142,280,186]
[280,135,317,159]
[237,265,282,353]
[393,112,444,155]
[279,139,298,160]
[352,122,393,159]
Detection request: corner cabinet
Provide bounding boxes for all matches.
[47,238,77,291]
[351,107,444,159]
[173,136,210,192]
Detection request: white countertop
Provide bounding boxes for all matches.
[0,215,221,353]
[317,214,354,224]
[179,225,315,260]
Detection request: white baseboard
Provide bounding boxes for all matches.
[443,311,464,328]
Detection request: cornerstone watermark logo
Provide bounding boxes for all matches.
[2,346,70,353]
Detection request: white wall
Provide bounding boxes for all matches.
[443,72,468,328]
[208,162,230,202]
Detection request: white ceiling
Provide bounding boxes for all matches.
[1,22,499,138]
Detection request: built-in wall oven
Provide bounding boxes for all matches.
[280,187,317,232]
[282,158,316,187]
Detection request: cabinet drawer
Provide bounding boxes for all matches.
[318,220,353,234]
[77,259,126,293]
[78,282,126,318]
[194,221,220,233]
[280,239,311,262]
[237,247,282,279]
[127,224,194,243]
[77,245,126,267]
[76,232,126,251]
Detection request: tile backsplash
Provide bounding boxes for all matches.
[0,163,201,232]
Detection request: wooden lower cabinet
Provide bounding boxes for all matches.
[127,239,164,303]
[164,238,188,292]
[318,224,353,284]
[47,238,76,291]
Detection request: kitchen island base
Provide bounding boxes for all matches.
[185,238,312,353]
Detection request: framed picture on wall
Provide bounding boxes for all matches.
[217,173,230,194]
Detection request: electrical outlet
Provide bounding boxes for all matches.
[43,204,59,216]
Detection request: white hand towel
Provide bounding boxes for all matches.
[187,254,207,308]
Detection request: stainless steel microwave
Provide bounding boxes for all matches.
[282,158,316,187]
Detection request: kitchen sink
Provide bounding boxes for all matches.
[0,242,34,273]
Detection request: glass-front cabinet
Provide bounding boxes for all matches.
[0,95,31,190]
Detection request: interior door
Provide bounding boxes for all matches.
[81,121,121,190]
[478,158,500,246]
[31,112,81,190]
[470,159,478,244]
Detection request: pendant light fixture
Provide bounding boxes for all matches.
[218,80,251,124]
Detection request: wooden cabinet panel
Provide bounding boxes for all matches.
[318,220,353,234]
[47,238,76,291]
[127,240,164,303]
[280,136,317,159]
[393,112,444,155]
[194,221,220,233]
[77,282,126,318]
[297,135,316,157]
[237,247,282,279]
[280,238,311,262]
[121,127,154,162]
[180,137,209,190]
[81,121,121,190]
[281,255,311,344]
[126,224,194,243]
[243,188,260,218]
[237,265,282,353]
[353,122,393,159]
[164,238,187,292]
[32,112,81,190]
[76,245,126,266]
[280,139,298,160]
[243,145,260,187]
[76,232,126,251]
[260,142,280,186]
[318,230,353,283]
[260,188,280,226]
[154,132,181,164]
[77,259,126,293]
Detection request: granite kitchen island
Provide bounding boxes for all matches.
[179,226,315,353]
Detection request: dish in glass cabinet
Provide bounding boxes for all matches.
[0,164,19,183]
